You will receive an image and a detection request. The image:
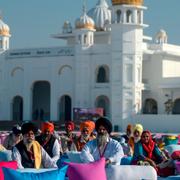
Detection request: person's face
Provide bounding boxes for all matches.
[98,125,108,136]
[141,132,150,144]
[126,129,132,136]
[24,130,35,144]
[43,129,51,138]
[66,125,72,133]
[134,130,140,138]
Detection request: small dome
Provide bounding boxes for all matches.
[111,0,143,6]
[62,21,72,33]
[155,29,168,44]
[75,6,95,30]
[0,17,10,36]
[88,0,111,31]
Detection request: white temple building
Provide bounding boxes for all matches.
[1,0,180,132]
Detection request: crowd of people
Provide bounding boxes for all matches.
[0,117,179,177]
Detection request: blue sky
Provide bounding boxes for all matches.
[1,0,180,49]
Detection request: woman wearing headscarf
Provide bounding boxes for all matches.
[132,130,164,171]
[74,120,96,151]
[36,121,60,162]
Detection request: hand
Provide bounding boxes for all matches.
[105,159,111,165]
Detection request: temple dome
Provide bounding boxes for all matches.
[0,17,10,36]
[75,7,95,30]
[88,0,111,31]
[111,0,143,6]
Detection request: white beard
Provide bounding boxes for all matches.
[97,133,109,147]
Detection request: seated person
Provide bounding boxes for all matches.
[122,124,133,144]
[60,121,77,153]
[36,121,60,162]
[12,122,57,169]
[132,130,165,171]
[128,123,143,155]
[74,120,95,151]
[80,117,124,165]
[3,125,23,150]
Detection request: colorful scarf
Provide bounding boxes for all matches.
[141,130,155,159]
[32,141,42,169]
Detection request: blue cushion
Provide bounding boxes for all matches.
[57,153,70,169]
[120,156,132,165]
[0,150,12,161]
[2,166,68,180]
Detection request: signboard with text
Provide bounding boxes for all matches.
[73,108,104,123]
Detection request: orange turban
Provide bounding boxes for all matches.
[41,122,54,133]
[80,120,95,134]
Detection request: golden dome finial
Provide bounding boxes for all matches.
[111,0,143,6]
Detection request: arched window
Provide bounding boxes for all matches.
[12,96,23,121]
[143,98,158,114]
[137,10,141,24]
[96,66,109,83]
[126,10,132,23]
[84,34,87,44]
[116,10,121,23]
[59,95,72,123]
[172,98,180,114]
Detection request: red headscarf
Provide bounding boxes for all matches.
[80,120,95,134]
[41,122,54,134]
[141,130,155,159]
[65,121,75,131]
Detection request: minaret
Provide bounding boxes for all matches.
[74,1,95,46]
[74,1,95,109]
[0,15,10,51]
[110,0,147,130]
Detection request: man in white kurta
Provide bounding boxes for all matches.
[80,117,124,165]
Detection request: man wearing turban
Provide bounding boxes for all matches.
[80,117,124,165]
[128,123,143,154]
[36,121,60,162]
[74,120,96,151]
[12,122,57,169]
[60,121,77,153]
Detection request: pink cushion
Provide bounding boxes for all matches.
[65,158,107,180]
[0,161,18,180]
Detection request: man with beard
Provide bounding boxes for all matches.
[74,120,96,151]
[36,121,60,162]
[80,117,124,165]
[60,121,77,153]
[128,123,143,155]
[12,122,57,169]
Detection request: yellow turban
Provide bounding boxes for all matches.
[133,124,143,135]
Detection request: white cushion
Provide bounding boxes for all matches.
[106,165,157,180]
[66,151,82,163]
[164,144,180,156]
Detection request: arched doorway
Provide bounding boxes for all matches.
[95,95,110,117]
[59,95,72,123]
[12,96,23,121]
[172,98,180,114]
[32,81,50,121]
[143,98,158,114]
